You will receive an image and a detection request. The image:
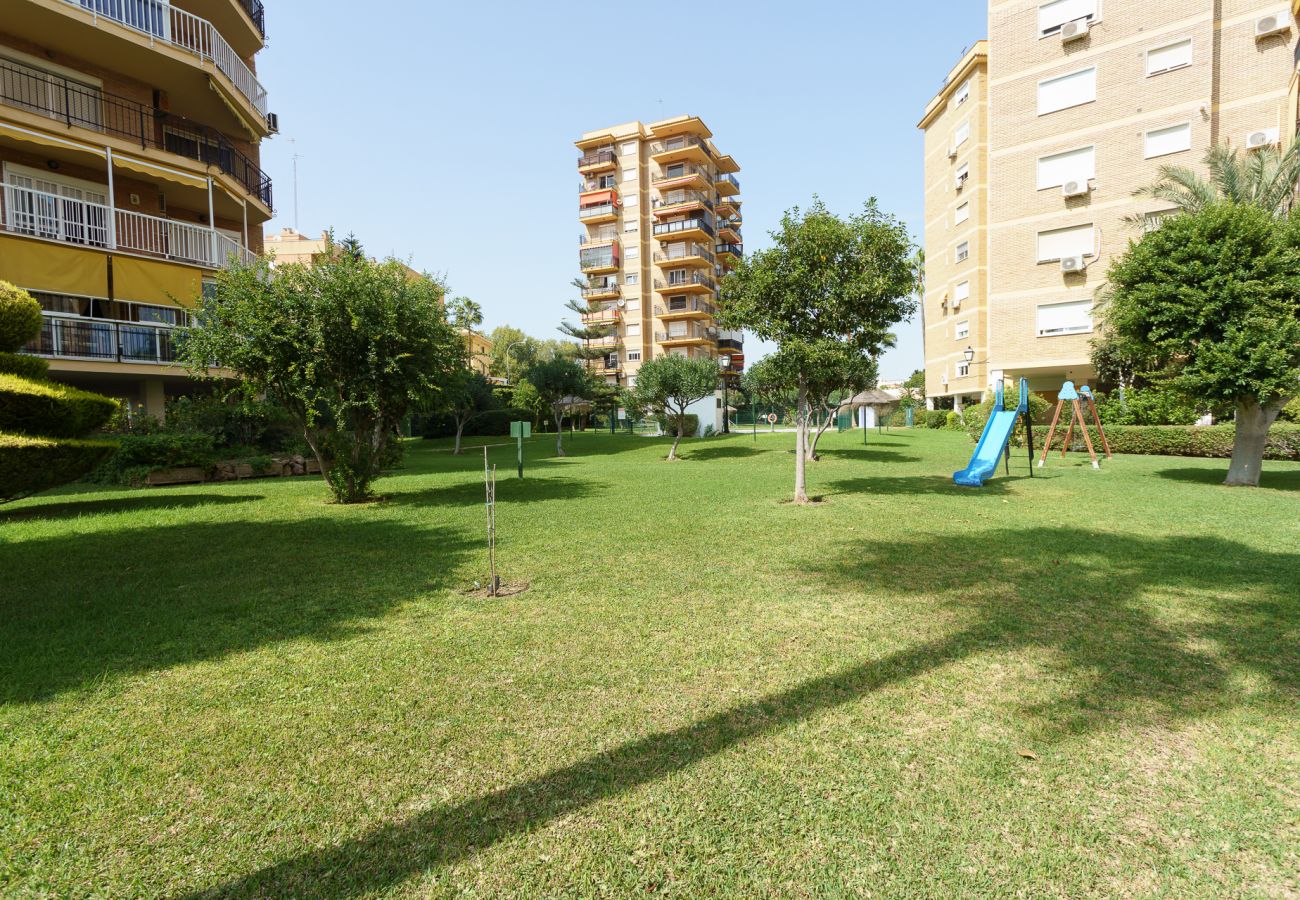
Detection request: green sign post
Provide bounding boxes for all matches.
[509,420,531,478]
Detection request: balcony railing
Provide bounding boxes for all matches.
[577,149,617,170]
[654,245,714,265]
[655,299,715,316]
[0,59,272,207]
[26,313,180,365]
[716,242,743,256]
[238,0,267,38]
[66,0,269,117]
[655,273,717,292]
[717,338,744,353]
[652,191,713,212]
[653,217,714,238]
[578,203,618,220]
[652,164,711,185]
[579,246,619,270]
[581,307,621,324]
[716,173,741,192]
[579,229,618,247]
[650,136,712,158]
[581,281,620,298]
[1,182,254,269]
[580,177,618,193]
[655,326,717,343]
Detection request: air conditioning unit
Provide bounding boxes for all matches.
[947,146,958,159]
[1061,18,1091,43]
[1246,128,1280,150]
[1062,179,1089,199]
[265,112,280,133]
[1060,254,1086,273]
[941,374,949,386]
[1255,13,1291,39]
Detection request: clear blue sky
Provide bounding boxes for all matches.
[257,1,986,380]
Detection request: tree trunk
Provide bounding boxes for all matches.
[1225,398,1280,486]
[668,414,683,461]
[554,410,565,457]
[793,379,809,503]
[808,406,836,461]
[300,425,331,487]
[453,418,465,455]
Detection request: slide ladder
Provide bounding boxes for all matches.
[953,379,1034,487]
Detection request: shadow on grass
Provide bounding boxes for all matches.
[0,492,262,523]
[815,447,923,464]
[382,476,605,508]
[1154,466,1300,492]
[0,518,472,705]
[825,474,1025,496]
[680,445,769,461]
[190,530,1298,898]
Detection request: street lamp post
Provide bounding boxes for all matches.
[718,355,732,434]
[504,340,526,385]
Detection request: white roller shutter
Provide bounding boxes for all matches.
[1144,123,1192,159]
[1039,0,1097,35]
[1037,223,1095,261]
[1037,146,1095,189]
[1036,300,1092,336]
[1038,67,1096,115]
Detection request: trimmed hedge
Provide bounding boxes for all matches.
[0,432,117,502]
[0,351,49,380]
[0,373,121,438]
[1042,423,1300,461]
[0,282,41,352]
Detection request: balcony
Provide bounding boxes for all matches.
[717,219,741,242]
[579,229,619,248]
[652,164,712,191]
[577,148,617,173]
[584,334,621,349]
[0,59,274,210]
[581,306,621,325]
[1,182,254,269]
[581,279,621,300]
[655,272,716,294]
[715,172,741,196]
[650,135,712,166]
[715,242,742,262]
[25,312,181,366]
[653,244,714,268]
[62,0,269,119]
[652,217,714,242]
[237,0,267,38]
[717,338,744,353]
[580,243,620,274]
[715,196,739,217]
[652,191,713,217]
[655,298,715,319]
[655,325,717,346]
[580,176,618,194]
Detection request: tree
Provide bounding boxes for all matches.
[719,198,915,502]
[559,277,621,374]
[447,296,484,335]
[525,358,588,456]
[1101,202,1300,486]
[804,343,881,461]
[1128,143,1300,223]
[900,369,926,408]
[339,232,365,261]
[181,252,462,503]
[442,370,500,455]
[632,354,718,460]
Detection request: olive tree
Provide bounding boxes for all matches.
[719,199,914,502]
[180,253,462,503]
[1102,202,1300,486]
[632,354,719,460]
[526,357,588,457]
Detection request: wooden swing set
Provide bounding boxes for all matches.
[1038,380,1112,470]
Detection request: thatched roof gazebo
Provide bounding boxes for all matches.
[839,389,902,434]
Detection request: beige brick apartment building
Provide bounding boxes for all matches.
[922,1,1300,408]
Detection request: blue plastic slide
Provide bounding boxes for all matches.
[953,379,1029,487]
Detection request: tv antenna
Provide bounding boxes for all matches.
[289,138,303,231]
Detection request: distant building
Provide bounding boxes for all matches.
[463,329,493,376]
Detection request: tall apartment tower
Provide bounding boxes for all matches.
[921,1,1300,407]
[575,116,744,388]
[2,0,274,418]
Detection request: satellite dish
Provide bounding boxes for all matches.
[616,298,627,308]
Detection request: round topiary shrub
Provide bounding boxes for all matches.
[0,350,50,381]
[0,281,41,353]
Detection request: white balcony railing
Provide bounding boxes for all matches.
[66,0,269,117]
[1,182,254,269]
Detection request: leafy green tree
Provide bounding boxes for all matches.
[900,369,926,408]
[1128,143,1300,223]
[339,232,365,261]
[447,296,484,335]
[719,198,915,502]
[507,378,547,430]
[1101,202,1300,486]
[181,252,462,503]
[0,282,117,502]
[525,357,588,456]
[805,343,881,461]
[442,370,500,455]
[632,354,718,460]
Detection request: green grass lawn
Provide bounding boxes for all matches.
[2,428,1297,897]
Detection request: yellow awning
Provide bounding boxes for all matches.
[113,155,208,190]
[0,122,105,158]
[208,76,263,140]
[0,235,108,296]
[111,255,202,307]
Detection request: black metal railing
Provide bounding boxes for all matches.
[25,314,178,365]
[653,217,715,238]
[653,191,713,211]
[651,136,712,158]
[239,0,267,37]
[653,164,711,184]
[716,173,741,192]
[715,242,743,256]
[578,149,617,169]
[717,338,744,353]
[654,245,714,265]
[0,59,272,208]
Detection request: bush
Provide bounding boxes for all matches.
[657,413,699,436]
[965,387,1053,446]
[0,433,117,502]
[162,394,298,450]
[0,373,120,438]
[944,411,964,430]
[1096,387,1205,426]
[1278,397,1300,424]
[0,351,49,380]
[1042,423,1300,460]
[85,433,217,485]
[0,282,41,352]
[416,408,517,439]
[922,409,947,429]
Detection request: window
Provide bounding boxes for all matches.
[624,244,639,259]
[625,274,638,285]
[953,280,970,307]
[957,361,971,377]
[1143,209,1179,233]
[625,298,640,311]
[956,320,970,339]
[1037,146,1095,189]
[626,323,641,337]
[955,202,970,225]
[1147,39,1192,76]
[622,167,637,182]
[1144,122,1191,159]
[1038,67,1096,115]
[952,78,971,108]
[955,241,970,263]
[624,216,638,233]
[955,162,970,189]
[621,141,637,156]
[1037,223,1095,262]
[0,52,104,130]
[1038,0,1097,36]
[1036,299,1093,336]
[623,193,638,207]
[627,351,641,362]
[953,120,971,148]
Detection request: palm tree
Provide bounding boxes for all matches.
[448,296,484,335]
[1127,142,1300,225]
